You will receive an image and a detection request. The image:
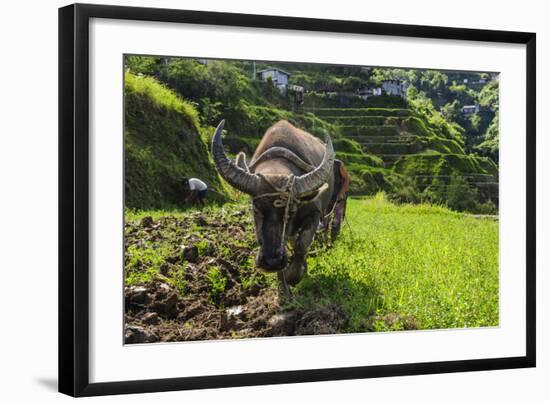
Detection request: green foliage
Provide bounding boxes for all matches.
[370,67,418,86]
[206,266,227,303]
[167,267,189,297]
[283,62,372,92]
[125,71,199,131]
[336,152,384,168]
[448,82,476,105]
[124,55,498,212]
[303,92,405,109]
[445,173,481,212]
[476,114,499,161]
[311,101,496,210]
[125,56,164,76]
[393,69,499,161]
[418,70,449,106]
[163,59,250,108]
[124,71,228,208]
[394,153,489,176]
[125,242,172,285]
[441,99,463,122]
[479,80,499,111]
[311,108,411,117]
[407,87,464,145]
[392,154,498,213]
[333,137,363,153]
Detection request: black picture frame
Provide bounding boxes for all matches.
[59,3,536,397]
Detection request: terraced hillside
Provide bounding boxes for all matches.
[124,56,499,212]
[305,105,499,207]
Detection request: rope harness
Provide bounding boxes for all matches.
[241,152,350,251]
[253,175,329,252]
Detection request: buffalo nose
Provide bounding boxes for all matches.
[265,256,283,269]
[257,252,288,272]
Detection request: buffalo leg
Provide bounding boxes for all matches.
[331,197,346,241]
[277,271,292,301]
[284,219,317,286]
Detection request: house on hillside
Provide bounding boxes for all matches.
[257,67,291,94]
[357,87,382,100]
[381,79,407,98]
[287,84,304,105]
[462,104,480,115]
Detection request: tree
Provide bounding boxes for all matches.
[446,173,479,212]
[441,99,463,124]
[479,80,499,112]
[125,56,164,76]
[476,114,499,162]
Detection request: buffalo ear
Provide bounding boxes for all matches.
[298,183,330,202]
[298,192,318,202]
[298,190,319,202]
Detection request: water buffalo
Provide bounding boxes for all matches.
[211,119,335,298]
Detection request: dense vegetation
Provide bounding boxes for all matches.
[124,56,498,213]
[123,57,500,340]
[124,71,235,208]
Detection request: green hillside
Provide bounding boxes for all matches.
[124,72,230,209]
[124,57,499,213]
[303,102,498,210]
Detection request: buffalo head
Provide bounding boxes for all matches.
[211,120,334,272]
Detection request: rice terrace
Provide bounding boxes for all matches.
[123,56,499,343]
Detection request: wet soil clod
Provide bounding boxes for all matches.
[125,209,349,343]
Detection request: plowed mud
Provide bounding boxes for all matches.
[124,208,347,343]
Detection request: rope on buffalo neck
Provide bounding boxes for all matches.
[252,176,330,253]
[278,175,295,252]
[252,175,296,253]
[322,195,339,221]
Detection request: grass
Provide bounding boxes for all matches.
[125,71,232,209]
[125,71,200,131]
[294,194,498,331]
[125,243,172,285]
[124,194,499,333]
[206,266,228,302]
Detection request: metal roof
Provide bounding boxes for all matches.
[257,67,291,76]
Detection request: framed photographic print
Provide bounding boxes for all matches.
[58,3,536,397]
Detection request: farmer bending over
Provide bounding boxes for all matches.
[182,177,208,207]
